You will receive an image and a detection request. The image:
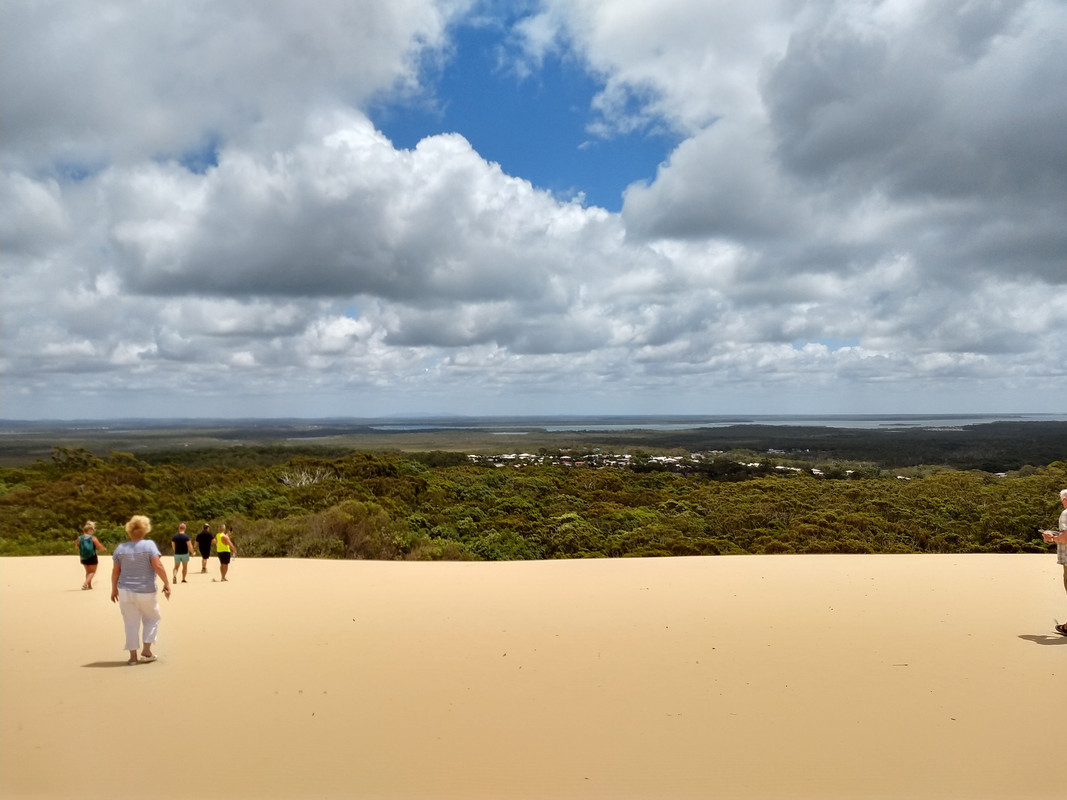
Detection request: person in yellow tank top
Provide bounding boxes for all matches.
[215,524,237,582]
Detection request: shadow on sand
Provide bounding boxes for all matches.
[82,660,159,668]
[1017,634,1067,646]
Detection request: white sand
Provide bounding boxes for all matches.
[1,554,1064,800]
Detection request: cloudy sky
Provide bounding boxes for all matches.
[2,0,1065,420]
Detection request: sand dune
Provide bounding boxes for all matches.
[1,554,1064,800]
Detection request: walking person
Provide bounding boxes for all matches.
[215,524,237,582]
[76,521,107,590]
[1040,488,1067,636]
[110,515,170,664]
[195,523,214,573]
[171,523,193,584]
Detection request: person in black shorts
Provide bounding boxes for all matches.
[77,522,107,593]
[76,520,107,590]
[195,523,214,574]
[215,525,237,582]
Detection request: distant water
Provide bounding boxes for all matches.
[371,413,1067,433]
[4,413,1065,435]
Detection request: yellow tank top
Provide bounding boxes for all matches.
[215,532,231,553]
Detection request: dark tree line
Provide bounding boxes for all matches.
[1,445,1064,560]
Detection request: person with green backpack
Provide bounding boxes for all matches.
[76,521,107,590]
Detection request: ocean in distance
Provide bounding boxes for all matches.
[4,413,1066,438]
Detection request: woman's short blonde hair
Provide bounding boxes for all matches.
[1061,489,1067,500]
[83,521,96,532]
[125,515,152,537]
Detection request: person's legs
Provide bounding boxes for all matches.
[201,555,208,573]
[85,563,97,589]
[118,589,141,663]
[1054,567,1067,636]
[174,554,190,582]
[136,591,161,659]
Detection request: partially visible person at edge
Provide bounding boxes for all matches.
[215,524,237,582]
[76,521,107,590]
[195,523,213,573]
[1040,488,1067,636]
[111,515,170,665]
[171,522,193,584]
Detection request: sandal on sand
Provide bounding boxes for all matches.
[1055,623,1067,637]
[140,654,158,662]
[126,659,138,665]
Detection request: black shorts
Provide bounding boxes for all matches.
[81,556,99,566]
[218,552,231,564]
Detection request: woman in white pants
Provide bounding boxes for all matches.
[110,515,171,664]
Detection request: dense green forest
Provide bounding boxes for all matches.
[2,444,1064,559]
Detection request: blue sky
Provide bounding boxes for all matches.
[372,20,677,212]
[1,0,1065,420]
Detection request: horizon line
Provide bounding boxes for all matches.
[3,412,1063,426]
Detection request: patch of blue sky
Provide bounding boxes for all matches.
[370,22,677,212]
[50,159,106,183]
[174,134,220,174]
[793,338,861,352]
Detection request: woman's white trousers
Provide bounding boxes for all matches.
[118,588,160,651]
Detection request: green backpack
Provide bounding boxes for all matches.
[78,534,96,559]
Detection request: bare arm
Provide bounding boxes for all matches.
[150,555,172,599]
[110,560,121,602]
[92,536,107,554]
